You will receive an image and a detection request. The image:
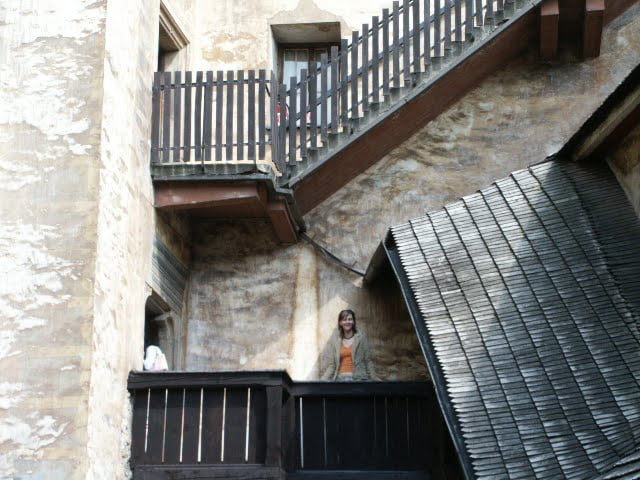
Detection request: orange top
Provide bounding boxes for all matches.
[338,343,354,374]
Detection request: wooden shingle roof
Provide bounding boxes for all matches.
[386,160,640,480]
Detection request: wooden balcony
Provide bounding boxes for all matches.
[150,0,632,238]
[128,371,462,479]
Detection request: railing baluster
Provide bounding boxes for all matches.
[475,0,484,26]
[289,76,297,165]
[183,72,192,162]
[444,0,452,50]
[330,47,339,133]
[392,2,400,88]
[194,71,203,161]
[455,0,462,42]
[247,70,256,162]
[486,0,494,22]
[151,72,161,164]
[269,71,278,168]
[215,71,224,161]
[278,83,287,166]
[182,388,202,464]
[310,65,318,149]
[164,388,183,463]
[434,0,441,56]
[382,9,390,98]
[340,40,349,126]
[350,32,358,119]
[320,52,328,143]
[162,72,171,163]
[372,16,380,104]
[258,70,266,160]
[300,69,308,160]
[424,0,432,66]
[362,24,370,113]
[225,71,234,160]
[237,70,244,161]
[203,71,213,162]
[173,72,182,162]
[497,0,504,14]
[402,0,410,87]
[465,0,473,38]
[412,0,420,74]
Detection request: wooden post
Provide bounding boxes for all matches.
[540,0,559,61]
[582,0,604,58]
[265,386,283,468]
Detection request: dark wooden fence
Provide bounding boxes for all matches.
[128,371,445,479]
[150,0,515,177]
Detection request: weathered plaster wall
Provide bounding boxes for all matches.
[609,122,640,218]
[188,0,393,71]
[0,1,107,478]
[185,6,640,380]
[84,0,159,477]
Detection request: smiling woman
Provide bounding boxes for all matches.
[320,309,378,381]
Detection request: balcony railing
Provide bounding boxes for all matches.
[150,0,519,181]
[128,371,449,479]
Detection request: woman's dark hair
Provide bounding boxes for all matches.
[337,309,357,338]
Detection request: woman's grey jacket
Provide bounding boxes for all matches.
[320,331,378,380]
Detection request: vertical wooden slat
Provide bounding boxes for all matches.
[278,83,287,164]
[299,397,325,469]
[497,0,504,13]
[181,388,201,464]
[269,71,278,169]
[183,72,192,162]
[164,388,184,464]
[309,67,318,149]
[424,0,432,65]
[434,0,442,56]
[194,71,203,161]
[258,70,266,160]
[264,386,283,467]
[247,70,256,161]
[215,71,224,161]
[224,388,247,464]
[465,0,473,37]
[248,388,267,464]
[172,72,182,162]
[203,71,213,162]
[402,0,410,87]
[455,0,463,41]
[486,0,494,22]
[340,40,349,125]
[382,9,390,98]
[330,46,339,131]
[131,389,149,466]
[146,388,166,463]
[444,0,452,49]
[475,0,484,26]
[412,0,420,74]
[320,52,328,142]
[361,24,369,113]
[288,76,297,165]
[300,69,308,159]
[162,72,171,163]
[225,70,234,160]
[237,70,244,160]
[151,73,161,164]
[201,388,224,464]
[392,2,400,88]
[372,16,380,104]
[350,32,358,118]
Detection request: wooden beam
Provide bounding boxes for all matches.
[154,181,267,211]
[266,199,298,244]
[582,0,604,58]
[540,0,560,60]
